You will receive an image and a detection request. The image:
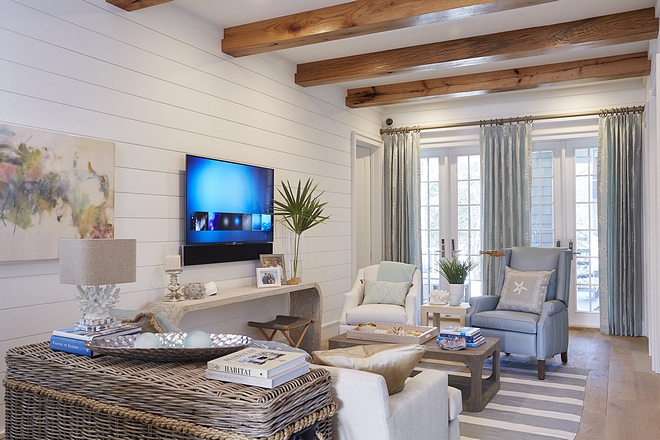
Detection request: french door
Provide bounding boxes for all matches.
[532,138,600,328]
[421,147,482,302]
[421,138,600,328]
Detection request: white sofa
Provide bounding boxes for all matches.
[317,365,462,440]
[339,264,421,334]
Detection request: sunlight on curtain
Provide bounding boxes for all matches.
[597,110,643,336]
[383,130,422,268]
[480,121,533,295]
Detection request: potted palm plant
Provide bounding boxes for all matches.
[437,256,478,305]
[272,178,330,284]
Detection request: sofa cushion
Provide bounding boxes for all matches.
[496,266,555,314]
[345,304,408,326]
[469,309,540,334]
[376,261,417,283]
[362,280,411,307]
[312,343,426,395]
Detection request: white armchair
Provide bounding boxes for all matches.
[339,264,421,334]
[318,365,462,440]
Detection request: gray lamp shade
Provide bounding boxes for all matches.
[59,238,137,286]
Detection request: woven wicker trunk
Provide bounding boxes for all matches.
[4,342,335,440]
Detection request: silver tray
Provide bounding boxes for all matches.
[85,333,252,362]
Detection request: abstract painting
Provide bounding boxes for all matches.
[0,123,115,262]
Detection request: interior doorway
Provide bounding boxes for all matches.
[351,132,383,279]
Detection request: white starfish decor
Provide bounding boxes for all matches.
[513,281,528,295]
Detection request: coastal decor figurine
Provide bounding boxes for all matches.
[437,256,478,305]
[181,282,207,300]
[271,178,330,285]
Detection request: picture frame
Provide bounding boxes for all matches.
[256,267,282,288]
[259,254,286,282]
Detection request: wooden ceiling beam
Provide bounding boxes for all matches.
[222,0,558,57]
[297,8,658,87]
[106,0,172,12]
[346,52,651,108]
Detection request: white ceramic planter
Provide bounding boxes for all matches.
[448,284,464,306]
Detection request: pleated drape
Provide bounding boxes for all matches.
[597,111,643,336]
[480,121,533,295]
[383,130,422,268]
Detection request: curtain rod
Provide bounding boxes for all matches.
[379,106,646,135]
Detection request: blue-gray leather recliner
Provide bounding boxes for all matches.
[465,246,573,380]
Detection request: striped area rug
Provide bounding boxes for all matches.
[418,356,588,440]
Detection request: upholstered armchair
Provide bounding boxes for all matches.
[465,246,573,379]
[317,365,461,440]
[339,263,421,334]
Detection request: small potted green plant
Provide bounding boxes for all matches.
[437,256,478,305]
[272,178,330,285]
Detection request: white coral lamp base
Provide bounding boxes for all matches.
[75,284,121,331]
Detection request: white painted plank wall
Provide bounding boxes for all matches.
[0,0,383,430]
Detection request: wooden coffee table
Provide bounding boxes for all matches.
[328,333,500,412]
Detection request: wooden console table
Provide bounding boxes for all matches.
[142,282,323,353]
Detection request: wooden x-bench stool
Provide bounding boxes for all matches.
[247,315,316,348]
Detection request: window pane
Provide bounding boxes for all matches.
[531,150,554,248]
[457,206,469,229]
[457,156,469,180]
[428,182,439,206]
[457,181,469,204]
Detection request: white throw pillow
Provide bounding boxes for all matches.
[496,266,555,314]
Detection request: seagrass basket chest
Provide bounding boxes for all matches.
[4,342,335,440]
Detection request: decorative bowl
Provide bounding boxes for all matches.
[438,336,466,351]
[86,332,252,362]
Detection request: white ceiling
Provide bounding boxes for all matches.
[170,0,657,94]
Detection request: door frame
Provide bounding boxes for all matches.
[351,132,383,281]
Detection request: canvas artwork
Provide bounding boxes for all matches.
[0,123,115,262]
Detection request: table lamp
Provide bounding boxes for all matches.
[59,238,137,331]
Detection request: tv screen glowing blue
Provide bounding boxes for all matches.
[185,155,274,245]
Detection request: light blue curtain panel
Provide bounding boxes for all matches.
[383,130,422,268]
[480,121,533,295]
[597,110,643,336]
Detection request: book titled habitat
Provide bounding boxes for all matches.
[207,347,307,378]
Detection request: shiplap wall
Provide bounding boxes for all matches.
[0,0,383,430]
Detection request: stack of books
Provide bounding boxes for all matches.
[206,347,309,388]
[437,325,486,348]
[50,323,142,357]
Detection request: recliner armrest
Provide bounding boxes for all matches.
[467,295,500,314]
[539,299,567,319]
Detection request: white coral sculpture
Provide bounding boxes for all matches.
[75,284,121,320]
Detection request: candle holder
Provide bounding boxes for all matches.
[164,269,183,302]
[163,245,184,302]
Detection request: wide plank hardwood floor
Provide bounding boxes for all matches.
[568,328,660,440]
[322,327,660,440]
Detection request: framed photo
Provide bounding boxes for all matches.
[260,254,286,282]
[256,267,282,288]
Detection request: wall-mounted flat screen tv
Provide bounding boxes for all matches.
[185,155,274,246]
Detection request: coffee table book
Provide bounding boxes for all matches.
[205,362,310,388]
[207,347,307,378]
[439,325,481,337]
[49,335,101,357]
[52,323,141,341]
